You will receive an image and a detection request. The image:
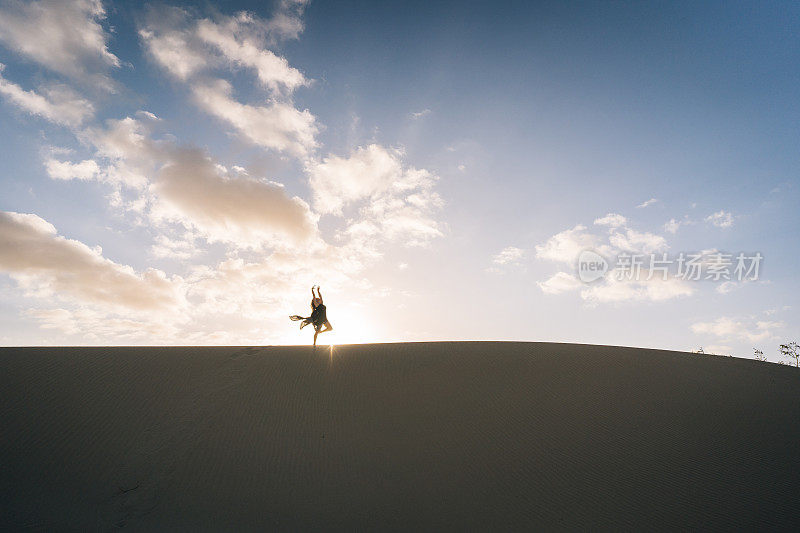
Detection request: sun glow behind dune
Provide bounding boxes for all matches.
[321,304,379,345]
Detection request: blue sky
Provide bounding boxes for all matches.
[0,0,797,359]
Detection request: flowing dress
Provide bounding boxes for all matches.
[289,303,327,331]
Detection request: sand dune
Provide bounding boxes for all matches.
[1,342,799,530]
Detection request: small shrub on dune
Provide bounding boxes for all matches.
[779,341,799,368]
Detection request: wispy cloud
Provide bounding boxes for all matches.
[0,211,184,313]
[691,316,784,343]
[636,198,658,209]
[492,246,524,265]
[0,0,120,91]
[138,4,320,157]
[534,215,693,303]
[705,210,734,228]
[0,65,94,127]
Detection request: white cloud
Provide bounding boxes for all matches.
[138,4,317,157]
[54,114,321,249]
[179,243,375,340]
[0,211,184,313]
[581,275,694,303]
[492,246,524,265]
[78,115,161,188]
[45,158,101,181]
[593,214,669,254]
[149,233,200,260]
[138,7,209,81]
[636,198,658,209]
[0,0,120,91]
[4,2,448,344]
[691,316,784,343]
[535,217,688,303]
[307,144,443,247]
[538,272,582,294]
[410,108,431,119]
[535,225,607,265]
[705,210,734,228]
[139,3,309,87]
[192,80,317,157]
[150,146,319,248]
[308,144,410,214]
[3,205,378,344]
[664,218,681,234]
[664,216,693,234]
[608,228,667,254]
[195,16,308,94]
[261,0,310,43]
[594,213,627,228]
[0,65,94,127]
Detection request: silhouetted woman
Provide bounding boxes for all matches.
[289,285,333,346]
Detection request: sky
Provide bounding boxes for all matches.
[0,0,798,359]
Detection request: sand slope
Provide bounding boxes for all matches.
[1,342,799,530]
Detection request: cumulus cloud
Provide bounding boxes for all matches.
[691,316,784,343]
[139,4,309,90]
[534,216,690,303]
[150,146,319,248]
[192,80,317,157]
[0,211,183,313]
[705,210,734,228]
[309,144,411,215]
[410,108,431,119]
[4,207,379,344]
[195,15,308,94]
[45,158,101,181]
[139,3,317,156]
[57,115,162,188]
[3,2,444,343]
[307,144,443,247]
[0,65,94,127]
[535,225,609,265]
[0,0,120,91]
[138,6,209,81]
[51,114,321,249]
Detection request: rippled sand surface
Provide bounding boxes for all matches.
[2,342,799,530]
